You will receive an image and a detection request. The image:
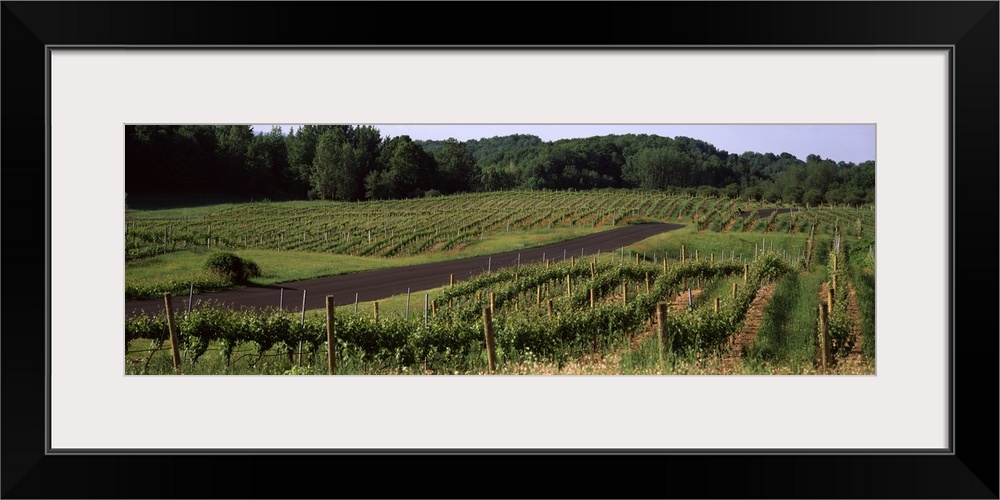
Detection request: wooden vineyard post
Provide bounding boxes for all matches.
[645,272,650,294]
[732,282,738,299]
[489,292,496,316]
[431,299,437,316]
[656,302,669,369]
[680,245,686,264]
[163,293,182,373]
[590,288,595,309]
[818,303,830,372]
[635,253,640,265]
[590,261,596,279]
[424,294,429,328]
[482,307,497,373]
[547,299,553,318]
[710,253,714,265]
[450,274,454,288]
[695,249,699,262]
[373,302,379,325]
[325,296,336,375]
[743,264,748,283]
[827,287,835,314]
[714,297,720,313]
[663,257,667,273]
[566,275,572,296]
[537,285,542,305]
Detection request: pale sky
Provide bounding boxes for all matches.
[252,124,876,164]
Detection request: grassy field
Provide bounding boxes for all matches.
[125,227,601,299]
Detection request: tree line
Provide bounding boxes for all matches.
[126,125,875,205]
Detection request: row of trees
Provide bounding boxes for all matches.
[125,125,875,205]
[126,125,477,201]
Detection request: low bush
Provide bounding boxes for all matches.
[203,252,261,283]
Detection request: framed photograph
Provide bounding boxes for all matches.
[4,2,996,498]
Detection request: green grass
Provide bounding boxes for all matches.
[333,285,452,321]
[851,266,876,361]
[125,227,603,300]
[128,249,408,286]
[627,225,821,266]
[617,335,665,374]
[452,227,600,255]
[743,269,825,373]
[617,334,732,375]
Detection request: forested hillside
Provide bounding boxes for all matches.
[126,125,875,205]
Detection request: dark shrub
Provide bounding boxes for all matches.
[203,252,261,283]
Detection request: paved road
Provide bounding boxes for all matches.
[125,222,685,316]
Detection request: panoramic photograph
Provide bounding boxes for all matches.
[124,124,876,375]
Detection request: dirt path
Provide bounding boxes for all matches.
[842,284,866,363]
[720,281,777,373]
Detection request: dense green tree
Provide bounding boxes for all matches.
[433,138,479,194]
[478,162,518,191]
[285,126,316,197]
[247,126,291,194]
[310,128,359,201]
[212,125,262,194]
[622,146,691,189]
[352,125,383,200]
[370,135,436,199]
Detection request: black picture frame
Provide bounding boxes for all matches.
[3,2,996,498]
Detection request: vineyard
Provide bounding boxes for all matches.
[125,190,873,260]
[126,190,875,375]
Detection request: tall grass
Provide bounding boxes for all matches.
[744,269,825,373]
[851,267,876,360]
